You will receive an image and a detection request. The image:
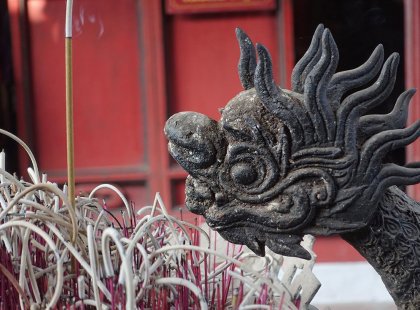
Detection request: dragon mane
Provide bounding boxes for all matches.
[236,24,420,234]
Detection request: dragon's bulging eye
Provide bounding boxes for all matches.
[230,162,257,185]
[219,143,280,201]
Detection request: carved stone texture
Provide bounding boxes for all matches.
[343,187,420,309]
[165,25,420,308]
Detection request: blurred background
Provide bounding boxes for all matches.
[1,0,419,308]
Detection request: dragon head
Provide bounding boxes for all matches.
[164,25,420,259]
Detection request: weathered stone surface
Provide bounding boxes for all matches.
[343,187,420,309]
[165,24,420,308]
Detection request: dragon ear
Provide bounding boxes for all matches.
[236,28,257,90]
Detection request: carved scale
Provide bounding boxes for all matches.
[164,25,420,309]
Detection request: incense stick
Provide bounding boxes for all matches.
[65,0,76,243]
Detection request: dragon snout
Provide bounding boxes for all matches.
[164,112,222,175]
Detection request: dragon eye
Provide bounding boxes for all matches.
[219,143,279,201]
[230,162,257,185]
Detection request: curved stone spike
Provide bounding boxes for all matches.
[292,155,354,170]
[266,236,311,260]
[255,44,316,148]
[358,120,420,181]
[358,89,416,140]
[303,28,339,142]
[292,24,324,93]
[292,146,342,160]
[370,164,420,203]
[254,44,287,105]
[405,161,420,169]
[217,227,266,256]
[254,44,305,147]
[336,53,400,151]
[235,28,257,90]
[328,44,384,106]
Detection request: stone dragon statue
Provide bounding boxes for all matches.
[164,25,420,309]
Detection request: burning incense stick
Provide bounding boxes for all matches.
[65,0,76,243]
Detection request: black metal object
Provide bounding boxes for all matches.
[165,25,420,308]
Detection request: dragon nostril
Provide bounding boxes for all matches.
[164,112,222,173]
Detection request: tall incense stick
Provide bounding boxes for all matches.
[65,0,77,243]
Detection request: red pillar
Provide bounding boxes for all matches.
[405,0,420,199]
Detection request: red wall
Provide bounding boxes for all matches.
[405,0,420,199]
